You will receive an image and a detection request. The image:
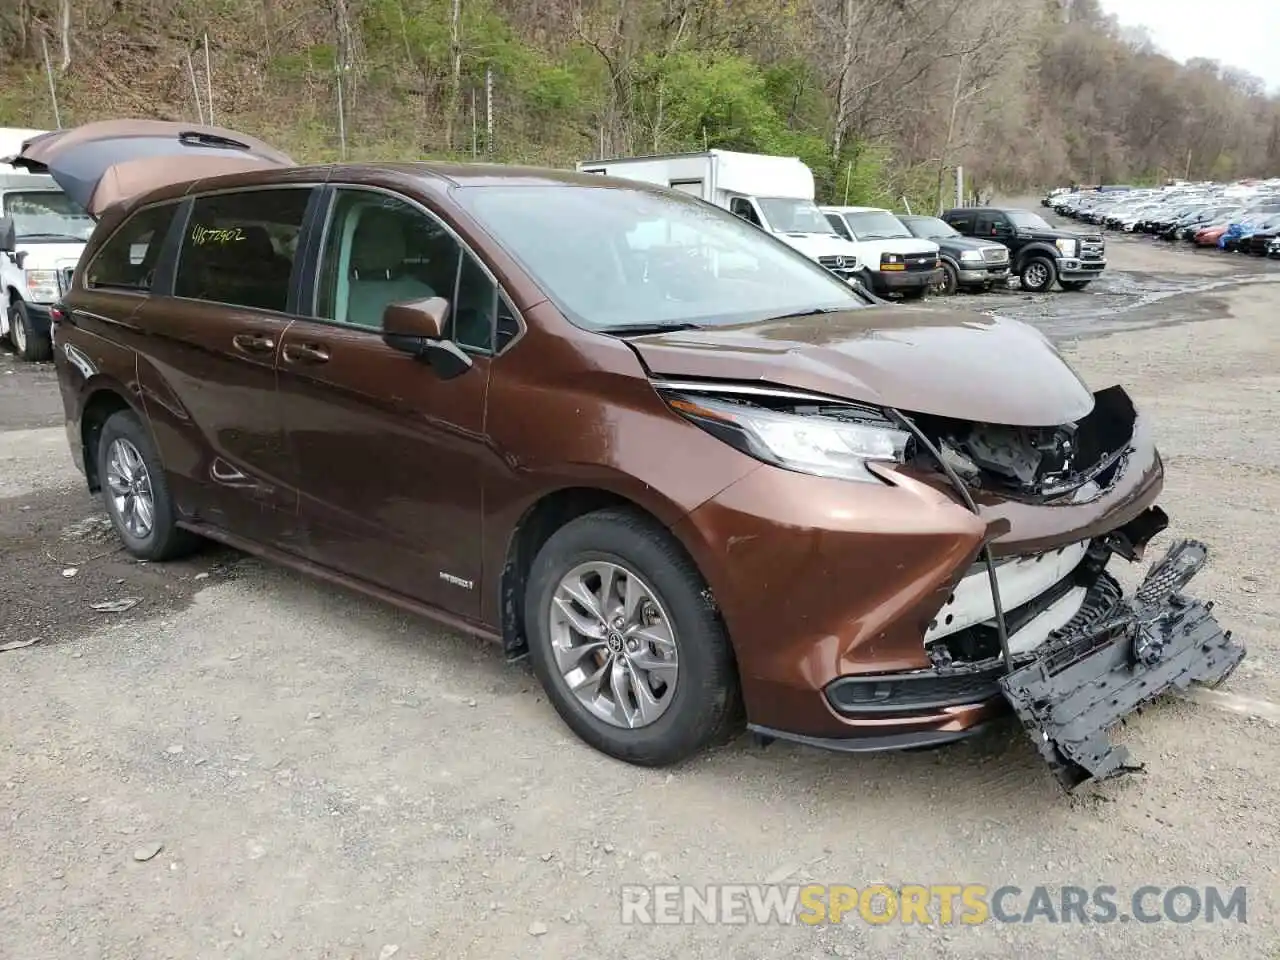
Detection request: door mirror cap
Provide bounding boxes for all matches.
[383,296,450,341]
[0,217,15,253]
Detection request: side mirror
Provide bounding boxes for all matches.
[0,217,15,253]
[381,296,472,379]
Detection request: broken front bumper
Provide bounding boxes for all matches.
[1000,538,1245,790]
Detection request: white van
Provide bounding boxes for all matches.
[0,128,93,361]
[819,206,941,300]
[576,150,864,284]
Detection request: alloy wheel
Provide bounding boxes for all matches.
[1024,262,1049,289]
[548,561,679,729]
[105,437,156,539]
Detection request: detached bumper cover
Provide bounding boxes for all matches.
[999,539,1245,791]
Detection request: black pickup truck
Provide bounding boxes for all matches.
[941,206,1106,293]
[897,214,1011,294]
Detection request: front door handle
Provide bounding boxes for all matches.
[283,342,330,364]
[232,332,276,355]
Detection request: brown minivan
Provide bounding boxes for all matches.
[11,122,1244,790]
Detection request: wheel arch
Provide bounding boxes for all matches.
[497,485,712,660]
[79,382,144,493]
[1014,243,1058,272]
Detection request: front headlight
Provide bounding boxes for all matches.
[661,391,911,482]
[1054,238,1078,257]
[959,249,983,263]
[25,269,60,303]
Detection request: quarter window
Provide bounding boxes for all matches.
[825,213,852,240]
[85,203,179,292]
[174,188,312,312]
[315,188,507,353]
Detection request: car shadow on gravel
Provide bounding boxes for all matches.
[218,556,1106,814]
[0,485,246,648]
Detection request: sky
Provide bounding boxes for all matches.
[1099,0,1280,93]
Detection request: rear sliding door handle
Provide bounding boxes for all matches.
[283,342,331,364]
[232,332,276,354]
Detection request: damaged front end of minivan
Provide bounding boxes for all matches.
[885,386,1245,790]
[661,373,1246,791]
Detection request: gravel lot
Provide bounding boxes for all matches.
[2,230,1279,959]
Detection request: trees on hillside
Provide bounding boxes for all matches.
[1,0,1277,204]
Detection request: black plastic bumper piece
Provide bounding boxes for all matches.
[748,721,992,754]
[999,539,1246,791]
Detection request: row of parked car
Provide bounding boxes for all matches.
[579,151,1106,299]
[1043,181,1280,258]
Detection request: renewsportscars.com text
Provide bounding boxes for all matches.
[619,883,1248,926]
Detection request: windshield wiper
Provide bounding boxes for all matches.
[601,321,704,337]
[17,233,86,242]
[765,306,847,321]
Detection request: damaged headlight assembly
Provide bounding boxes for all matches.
[656,387,910,482]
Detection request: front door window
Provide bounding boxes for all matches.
[314,190,514,353]
[729,196,762,228]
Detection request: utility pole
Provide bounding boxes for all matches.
[41,35,61,128]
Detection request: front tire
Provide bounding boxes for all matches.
[524,508,741,766]
[96,410,199,561]
[9,301,52,362]
[934,262,959,296]
[1020,256,1057,293]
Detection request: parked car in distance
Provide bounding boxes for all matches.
[819,205,941,299]
[896,214,1010,295]
[17,120,1245,791]
[941,207,1105,292]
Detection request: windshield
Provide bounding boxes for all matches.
[456,184,865,331]
[1007,210,1054,231]
[3,190,94,242]
[754,197,837,235]
[843,211,913,240]
[904,216,959,239]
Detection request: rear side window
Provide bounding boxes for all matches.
[946,214,972,232]
[85,203,179,292]
[174,188,312,312]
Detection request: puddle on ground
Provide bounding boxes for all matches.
[939,262,1280,342]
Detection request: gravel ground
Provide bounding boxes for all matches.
[2,230,1280,959]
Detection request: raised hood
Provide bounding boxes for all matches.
[629,305,1096,427]
[5,120,294,216]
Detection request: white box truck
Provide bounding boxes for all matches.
[0,127,93,361]
[575,150,864,283]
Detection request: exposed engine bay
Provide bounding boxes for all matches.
[907,385,1138,501]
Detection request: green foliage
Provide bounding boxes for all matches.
[267,45,338,81]
[2,0,1278,187]
[640,51,783,152]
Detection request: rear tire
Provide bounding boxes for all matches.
[524,508,742,766]
[1020,256,1057,293]
[10,301,52,362]
[96,409,200,562]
